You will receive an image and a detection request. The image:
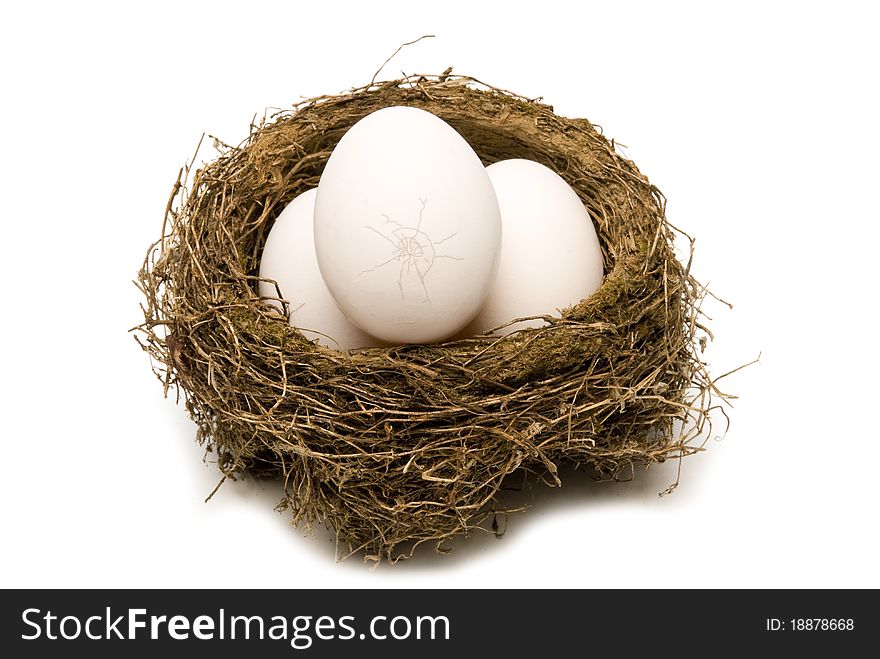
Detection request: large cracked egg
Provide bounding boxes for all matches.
[313,106,502,344]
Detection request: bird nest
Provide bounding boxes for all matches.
[135,73,719,561]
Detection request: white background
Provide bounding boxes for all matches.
[2,0,878,588]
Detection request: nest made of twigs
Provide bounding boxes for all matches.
[135,73,717,561]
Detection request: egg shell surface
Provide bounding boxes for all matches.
[258,189,382,350]
[313,106,502,344]
[460,158,605,336]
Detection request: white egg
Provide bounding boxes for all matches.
[460,159,605,336]
[314,106,502,344]
[258,189,381,350]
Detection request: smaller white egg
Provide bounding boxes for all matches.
[258,189,382,350]
[460,159,605,336]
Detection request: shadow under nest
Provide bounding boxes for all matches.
[135,74,717,562]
